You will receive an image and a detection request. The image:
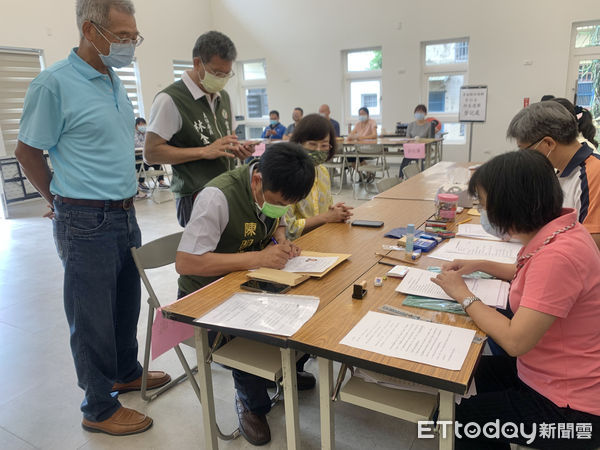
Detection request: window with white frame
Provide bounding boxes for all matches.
[567,22,600,137]
[172,60,193,82]
[343,48,382,134]
[114,59,144,118]
[0,48,44,157]
[422,39,469,144]
[236,60,269,139]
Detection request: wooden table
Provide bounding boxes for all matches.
[342,137,444,170]
[375,161,476,201]
[290,247,485,450]
[162,198,436,449]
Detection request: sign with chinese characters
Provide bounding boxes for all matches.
[459,86,487,122]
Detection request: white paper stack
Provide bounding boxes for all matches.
[195,292,319,336]
[340,311,475,371]
[396,267,509,309]
[281,256,338,273]
[428,238,522,264]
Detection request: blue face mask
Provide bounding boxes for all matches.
[270,120,278,126]
[358,115,368,122]
[99,41,135,68]
[480,209,510,240]
[414,112,426,121]
[137,125,147,133]
[90,24,136,68]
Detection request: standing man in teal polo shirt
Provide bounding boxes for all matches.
[15,0,170,436]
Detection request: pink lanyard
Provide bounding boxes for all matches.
[513,222,576,280]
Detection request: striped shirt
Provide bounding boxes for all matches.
[559,143,600,234]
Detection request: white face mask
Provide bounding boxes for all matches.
[199,60,230,93]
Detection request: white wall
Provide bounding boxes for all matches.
[211,0,600,162]
[0,0,214,118]
[2,0,599,162]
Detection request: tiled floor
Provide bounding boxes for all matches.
[0,172,439,449]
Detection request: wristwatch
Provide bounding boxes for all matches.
[462,296,482,311]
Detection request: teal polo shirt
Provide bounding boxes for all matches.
[18,48,136,200]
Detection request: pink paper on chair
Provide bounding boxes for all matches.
[151,278,222,360]
[151,309,194,360]
[403,143,426,159]
[252,143,266,157]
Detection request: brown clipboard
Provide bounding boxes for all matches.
[247,250,351,286]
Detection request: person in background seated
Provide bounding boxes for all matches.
[507,101,600,249]
[318,103,340,137]
[399,104,434,177]
[175,143,316,446]
[283,107,303,140]
[432,150,600,449]
[261,110,286,139]
[348,106,378,182]
[545,97,598,152]
[134,117,167,192]
[286,114,353,240]
[349,106,377,140]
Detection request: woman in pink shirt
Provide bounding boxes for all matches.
[348,106,378,182]
[433,150,600,449]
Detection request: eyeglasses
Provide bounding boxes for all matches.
[522,138,544,150]
[91,21,144,47]
[304,141,332,151]
[201,59,235,79]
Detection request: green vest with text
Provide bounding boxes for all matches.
[178,164,279,296]
[161,80,234,198]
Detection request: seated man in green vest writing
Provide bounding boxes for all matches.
[175,142,316,446]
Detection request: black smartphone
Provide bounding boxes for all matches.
[240,279,291,294]
[351,220,384,228]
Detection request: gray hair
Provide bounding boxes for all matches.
[76,0,135,37]
[506,102,578,145]
[192,31,237,62]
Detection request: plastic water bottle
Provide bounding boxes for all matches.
[405,224,415,253]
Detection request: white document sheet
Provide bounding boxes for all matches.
[456,224,521,243]
[340,311,475,371]
[281,256,338,273]
[456,224,503,241]
[396,268,509,308]
[195,292,319,336]
[353,367,477,404]
[428,238,522,264]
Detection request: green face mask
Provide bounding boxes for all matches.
[261,201,289,219]
[307,149,329,166]
[258,187,289,218]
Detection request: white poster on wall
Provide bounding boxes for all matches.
[459,86,487,122]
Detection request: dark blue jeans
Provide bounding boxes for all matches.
[53,198,143,422]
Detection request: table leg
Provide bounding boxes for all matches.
[438,390,455,450]
[281,348,300,449]
[318,357,335,450]
[195,328,218,450]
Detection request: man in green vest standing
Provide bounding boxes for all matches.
[144,31,254,226]
[176,143,316,446]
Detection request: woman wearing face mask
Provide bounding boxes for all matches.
[286,114,353,239]
[432,150,600,449]
[399,104,434,177]
[134,117,167,192]
[348,107,378,182]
